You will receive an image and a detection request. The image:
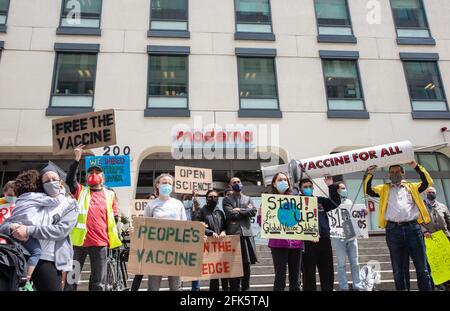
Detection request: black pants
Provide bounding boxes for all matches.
[131,274,143,291]
[271,247,302,291]
[302,238,334,291]
[31,260,62,291]
[65,246,107,291]
[209,278,229,291]
[229,263,251,291]
[221,278,229,291]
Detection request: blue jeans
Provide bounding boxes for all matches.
[23,236,42,267]
[331,238,362,290]
[385,221,432,291]
[191,280,200,291]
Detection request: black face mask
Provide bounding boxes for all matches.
[207,198,218,207]
[427,193,436,201]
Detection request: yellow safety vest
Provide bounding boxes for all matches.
[70,186,122,249]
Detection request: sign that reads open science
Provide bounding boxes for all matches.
[175,166,213,195]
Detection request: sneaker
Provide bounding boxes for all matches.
[20,281,35,291]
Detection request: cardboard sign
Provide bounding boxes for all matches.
[182,235,243,281]
[298,141,414,179]
[52,109,116,155]
[128,217,205,277]
[328,204,369,240]
[128,200,151,222]
[174,166,213,195]
[85,155,131,187]
[425,230,450,285]
[260,194,319,241]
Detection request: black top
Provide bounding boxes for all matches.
[194,204,226,236]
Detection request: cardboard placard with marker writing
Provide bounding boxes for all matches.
[52,109,116,155]
[175,166,213,195]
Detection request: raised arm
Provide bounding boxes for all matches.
[66,145,86,195]
[412,162,433,193]
[363,166,382,198]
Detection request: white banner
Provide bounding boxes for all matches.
[328,204,369,240]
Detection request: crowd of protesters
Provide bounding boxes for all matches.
[0,144,449,291]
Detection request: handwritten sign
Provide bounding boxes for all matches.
[425,230,450,285]
[128,217,205,277]
[128,200,150,222]
[260,194,319,241]
[328,204,369,240]
[52,109,116,155]
[175,166,213,195]
[182,235,243,281]
[85,155,131,187]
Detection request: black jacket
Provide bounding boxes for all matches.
[222,194,257,237]
[194,204,226,236]
[316,185,341,238]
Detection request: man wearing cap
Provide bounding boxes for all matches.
[65,145,122,291]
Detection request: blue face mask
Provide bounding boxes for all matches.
[338,189,348,198]
[302,188,313,197]
[183,200,193,209]
[159,184,172,196]
[232,183,243,192]
[275,180,289,193]
[5,196,17,204]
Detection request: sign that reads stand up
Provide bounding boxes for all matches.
[52,109,116,155]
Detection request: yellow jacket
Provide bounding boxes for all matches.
[363,164,433,229]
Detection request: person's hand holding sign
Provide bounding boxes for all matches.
[219,231,226,238]
[367,165,377,175]
[212,232,219,239]
[408,161,418,169]
[74,144,86,162]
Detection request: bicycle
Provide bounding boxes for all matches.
[105,230,130,291]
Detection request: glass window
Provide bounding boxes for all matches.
[323,59,364,110]
[403,61,447,111]
[418,154,439,171]
[315,0,352,36]
[0,0,9,25]
[235,0,272,33]
[391,0,430,38]
[237,57,278,109]
[151,0,188,31]
[61,0,102,28]
[148,55,188,109]
[437,153,450,171]
[51,53,97,107]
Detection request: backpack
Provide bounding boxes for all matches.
[0,234,27,291]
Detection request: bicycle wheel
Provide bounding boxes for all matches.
[105,258,117,291]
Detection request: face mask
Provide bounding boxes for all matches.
[159,184,172,196]
[87,173,103,186]
[207,198,218,207]
[5,196,17,204]
[427,193,436,201]
[183,200,193,209]
[302,188,313,197]
[338,189,348,198]
[275,180,289,193]
[232,183,243,192]
[43,181,62,197]
[390,173,402,185]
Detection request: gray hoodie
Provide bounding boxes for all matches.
[0,192,79,271]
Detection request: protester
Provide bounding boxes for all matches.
[0,181,16,225]
[330,182,364,291]
[144,173,186,291]
[130,193,157,291]
[0,166,78,291]
[422,187,450,291]
[219,187,233,291]
[181,189,201,291]
[223,177,258,291]
[267,173,303,291]
[65,145,122,291]
[422,187,450,239]
[364,161,433,291]
[194,189,226,291]
[300,176,341,291]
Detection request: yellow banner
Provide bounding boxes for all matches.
[425,230,450,285]
[260,194,319,241]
